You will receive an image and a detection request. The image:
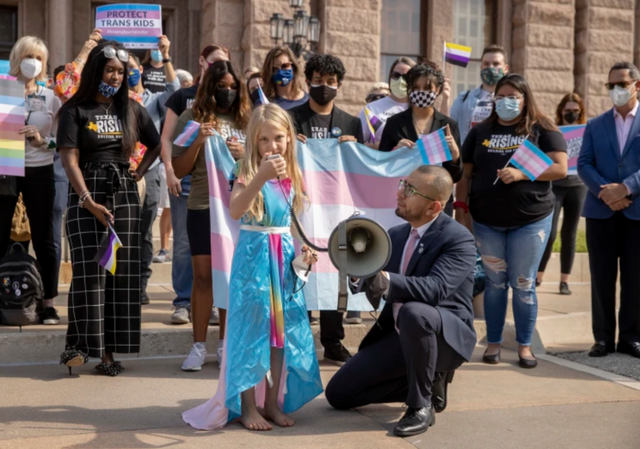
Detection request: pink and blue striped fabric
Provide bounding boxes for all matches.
[204,135,425,310]
[510,139,553,181]
[257,85,270,106]
[173,120,201,147]
[415,128,452,165]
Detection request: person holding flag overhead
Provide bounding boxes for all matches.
[379,62,463,215]
[457,73,567,369]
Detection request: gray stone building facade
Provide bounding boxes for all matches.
[2,0,636,116]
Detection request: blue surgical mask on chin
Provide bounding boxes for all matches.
[495,97,521,121]
[151,50,163,63]
[99,81,120,98]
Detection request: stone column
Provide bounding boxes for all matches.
[46,0,73,72]
[511,0,576,116]
[575,0,635,117]
[201,0,246,68]
[319,0,381,116]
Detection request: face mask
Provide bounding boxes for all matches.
[215,88,237,109]
[128,69,141,87]
[250,89,261,105]
[409,90,437,109]
[610,84,634,108]
[36,80,46,87]
[390,78,408,100]
[309,84,338,106]
[495,97,521,121]
[20,58,42,80]
[563,111,579,125]
[480,67,505,86]
[98,81,120,98]
[273,69,293,87]
[151,50,163,63]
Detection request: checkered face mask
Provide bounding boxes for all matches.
[409,90,437,109]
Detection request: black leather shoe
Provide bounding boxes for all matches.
[588,341,615,357]
[617,341,640,359]
[394,405,435,437]
[518,354,538,369]
[432,371,454,413]
[482,348,501,364]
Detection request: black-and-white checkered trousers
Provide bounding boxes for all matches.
[65,162,141,358]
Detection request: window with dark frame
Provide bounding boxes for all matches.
[0,6,18,61]
[379,0,423,82]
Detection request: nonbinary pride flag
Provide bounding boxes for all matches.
[0,78,26,176]
[364,107,381,143]
[444,42,472,68]
[415,128,452,165]
[510,139,553,181]
[94,223,122,275]
[173,120,200,147]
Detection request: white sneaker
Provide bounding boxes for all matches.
[217,340,224,368]
[182,342,207,371]
[209,307,220,325]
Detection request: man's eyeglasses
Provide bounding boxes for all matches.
[398,179,436,201]
[100,46,129,63]
[604,81,635,90]
[272,62,293,73]
[366,93,388,103]
[390,71,407,81]
[494,95,523,102]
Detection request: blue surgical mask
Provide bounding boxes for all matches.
[273,69,293,87]
[151,50,163,63]
[128,68,141,87]
[98,80,120,98]
[495,97,521,121]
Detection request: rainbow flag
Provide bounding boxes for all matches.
[510,139,553,181]
[559,125,585,175]
[173,120,200,147]
[444,42,472,68]
[0,78,26,177]
[364,107,382,143]
[257,85,270,106]
[204,135,426,311]
[415,128,452,165]
[94,223,122,275]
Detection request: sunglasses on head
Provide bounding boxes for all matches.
[100,46,129,63]
[604,81,636,90]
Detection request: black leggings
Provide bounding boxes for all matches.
[538,184,587,275]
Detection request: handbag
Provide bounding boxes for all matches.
[0,175,17,197]
[11,194,31,242]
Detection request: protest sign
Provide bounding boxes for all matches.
[560,125,586,176]
[96,4,162,49]
[0,78,26,176]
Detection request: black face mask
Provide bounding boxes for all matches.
[215,88,237,109]
[250,89,261,105]
[309,84,338,106]
[563,111,579,125]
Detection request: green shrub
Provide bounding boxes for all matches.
[552,229,587,253]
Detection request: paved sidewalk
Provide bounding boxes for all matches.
[1,347,639,449]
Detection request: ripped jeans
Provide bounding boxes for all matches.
[473,214,552,346]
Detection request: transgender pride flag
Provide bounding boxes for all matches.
[173,120,200,147]
[510,139,553,181]
[415,128,452,165]
[204,135,425,310]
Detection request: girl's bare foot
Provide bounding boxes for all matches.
[264,405,296,427]
[240,409,272,431]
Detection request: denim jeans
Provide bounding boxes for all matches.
[169,176,193,307]
[473,213,552,346]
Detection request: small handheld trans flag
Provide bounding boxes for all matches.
[257,85,270,106]
[94,223,122,275]
[173,121,201,147]
[415,127,453,165]
[494,138,553,185]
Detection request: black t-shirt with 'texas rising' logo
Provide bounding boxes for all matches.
[56,100,160,164]
[461,121,567,228]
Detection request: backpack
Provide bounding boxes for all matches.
[0,243,44,328]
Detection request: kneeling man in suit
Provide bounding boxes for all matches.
[325,165,477,437]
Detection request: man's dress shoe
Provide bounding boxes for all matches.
[432,371,454,413]
[588,341,615,357]
[617,341,640,359]
[394,405,435,437]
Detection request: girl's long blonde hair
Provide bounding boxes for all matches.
[240,103,306,223]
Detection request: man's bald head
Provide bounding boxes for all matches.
[414,165,453,204]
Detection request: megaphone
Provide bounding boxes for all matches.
[327,214,392,312]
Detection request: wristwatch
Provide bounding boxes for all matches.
[162,57,172,64]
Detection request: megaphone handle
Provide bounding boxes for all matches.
[337,219,348,312]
